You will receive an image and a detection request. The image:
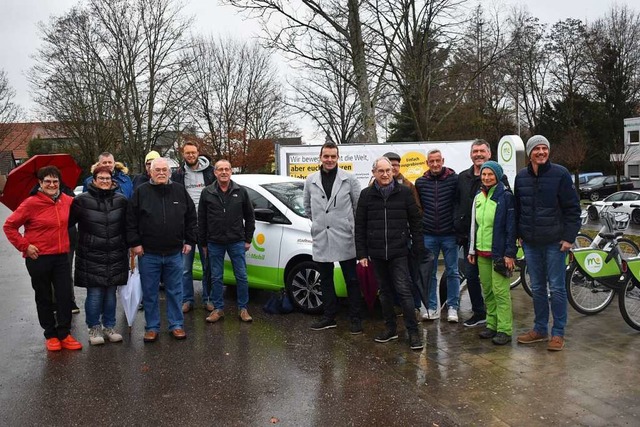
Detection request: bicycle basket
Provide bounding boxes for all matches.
[612,212,630,230]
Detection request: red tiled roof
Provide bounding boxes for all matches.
[0,122,68,160]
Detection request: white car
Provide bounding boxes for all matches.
[192,174,347,314]
[587,190,640,224]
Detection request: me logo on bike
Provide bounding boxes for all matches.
[584,253,604,274]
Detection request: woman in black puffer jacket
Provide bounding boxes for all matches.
[69,166,129,345]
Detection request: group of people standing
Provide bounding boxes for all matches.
[4,143,255,350]
[305,137,580,352]
[4,135,580,353]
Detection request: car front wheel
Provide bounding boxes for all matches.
[633,209,640,225]
[589,192,600,202]
[588,206,599,221]
[285,261,323,314]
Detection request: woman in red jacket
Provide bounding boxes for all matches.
[3,166,83,352]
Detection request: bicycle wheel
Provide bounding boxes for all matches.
[574,233,593,248]
[618,279,640,331]
[510,259,523,290]
[616,238,640,259]
[565,263,615,315]
[519,262,533,297]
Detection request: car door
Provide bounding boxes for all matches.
[603,176,616,196]
[237,186,285,290]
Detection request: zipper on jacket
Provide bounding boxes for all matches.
[384,198,388,260]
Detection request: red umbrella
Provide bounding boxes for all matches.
[0,154,82,211]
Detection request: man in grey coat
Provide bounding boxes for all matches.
[304,142,364,334]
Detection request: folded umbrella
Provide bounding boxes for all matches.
[356,261,379,313]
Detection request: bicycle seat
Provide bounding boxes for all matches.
[599,231,624,239]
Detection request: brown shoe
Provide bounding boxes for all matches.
[182,303,192,313]
[204,302,215,312]
[206,309,224,323]
[547,336,565,351]
[239,309,253,322]
[171,329,187,340]
[143,331,158,342]
[517,330,548,344]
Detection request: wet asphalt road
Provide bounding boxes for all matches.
[2,202,640,426]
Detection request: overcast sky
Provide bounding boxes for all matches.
[0,0,634,143]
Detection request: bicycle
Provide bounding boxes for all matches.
[517,210,593,297]
[566,203,639,316]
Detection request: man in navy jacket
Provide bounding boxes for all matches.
[514,135,581,351]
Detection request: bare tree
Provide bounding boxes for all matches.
[223,0,379,144]
[0,69,22,144]
[185,36,292,169]
[290,40,362,144]
[30,0,192,173]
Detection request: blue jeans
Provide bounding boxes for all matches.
[522,242,568,337]
[182,243,211,306]
[424,234,460,310]
[208,241,249,311]
[85,286,117,328]
[139,251,183,332]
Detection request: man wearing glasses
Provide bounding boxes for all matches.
[127,158,197,342]
[171,142,216,313]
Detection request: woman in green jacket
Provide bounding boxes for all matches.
[467,161,517,345]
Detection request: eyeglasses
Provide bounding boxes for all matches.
[96,176,112,182]
[42,179,59,185]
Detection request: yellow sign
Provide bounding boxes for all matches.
[401,152,427,182]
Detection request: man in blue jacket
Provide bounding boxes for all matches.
[415,149,460,322]
[82,152,133,198]
[514,135,581,351]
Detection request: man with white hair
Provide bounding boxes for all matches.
[127,157,197,342]
[355,157,424,350]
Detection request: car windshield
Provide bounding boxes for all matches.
[262,182,307,218]
[586,176,606,186]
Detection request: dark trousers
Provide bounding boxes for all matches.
[318,258,362,321]
[372,256,418,334]
[25,254,73,339]
[462,245,486,315]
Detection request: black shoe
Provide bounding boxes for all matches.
[463,313,486,327]
[479,328,497,339]
[408,332,424,350]
[374,329,398,343]
[492,332,511,345]
[349,318,363,335]
[310,318,337,331]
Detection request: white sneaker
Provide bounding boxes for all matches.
[103,327,123,343]
[447,307,459,323]
[421,309,439,321]
[88,326,105,345]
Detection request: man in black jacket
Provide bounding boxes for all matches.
[198,160,255,323]
[171,142,216,313]
[453,139,493,327]
[127,158,197,342]
[355,157,424,350]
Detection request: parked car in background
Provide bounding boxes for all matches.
[587,190,640,224]
[580,175,635,201]
[191,174,347,314]
[578,172,603,185]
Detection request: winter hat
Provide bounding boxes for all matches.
[526,135,550,157]
[481,160,504,182]
[383,152,401,162]
[145,150,160,163]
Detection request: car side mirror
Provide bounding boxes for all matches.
[254,208,275,222]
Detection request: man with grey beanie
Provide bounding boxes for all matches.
[514,135,581,351]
